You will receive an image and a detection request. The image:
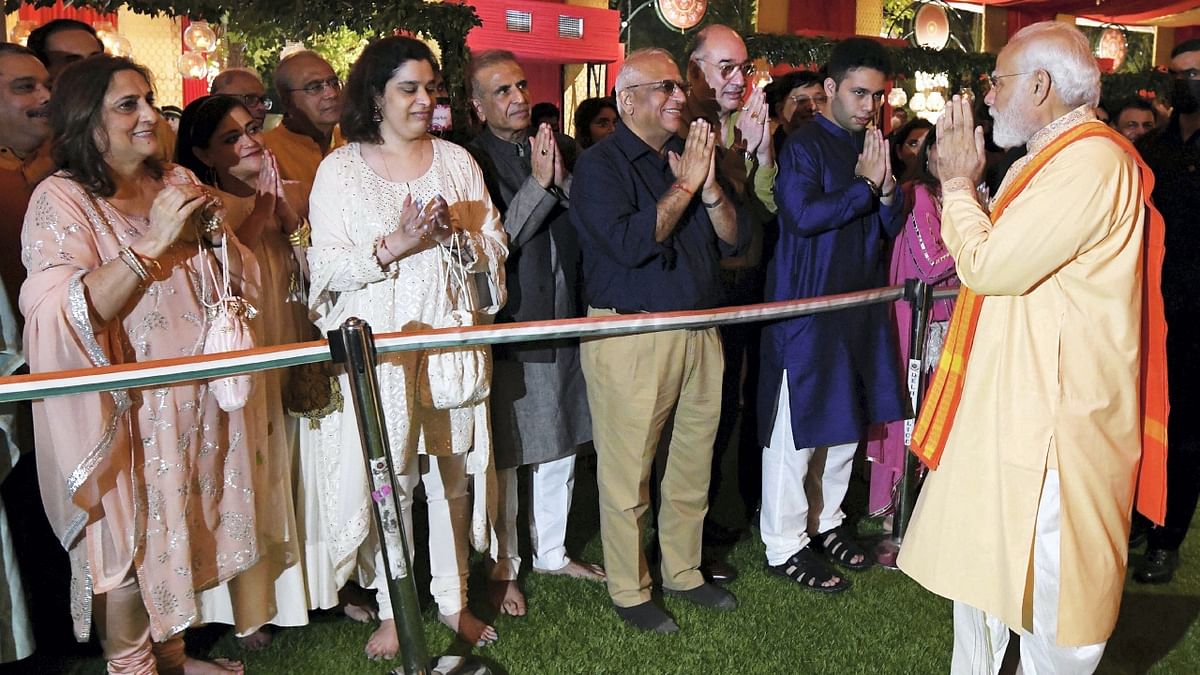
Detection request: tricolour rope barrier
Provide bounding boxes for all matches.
[0,285,958,403]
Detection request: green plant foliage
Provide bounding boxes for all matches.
[745,33,997,98]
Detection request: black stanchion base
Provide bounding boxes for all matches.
[389,655,493,675]
[874,537,901,570]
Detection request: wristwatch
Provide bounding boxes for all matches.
[855,174,881,198]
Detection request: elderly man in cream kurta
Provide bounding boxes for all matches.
[899,22,1163,675]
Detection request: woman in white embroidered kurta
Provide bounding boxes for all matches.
[305,36,507,657]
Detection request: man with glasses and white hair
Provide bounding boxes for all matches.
[211,67,274,126]
[685,26,776,564]
[899,21,1168,674]
[570,47,750,634]
[263,50,345,190]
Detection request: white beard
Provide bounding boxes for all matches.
[990,101,1042,149]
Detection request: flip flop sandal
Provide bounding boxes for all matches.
[814,525,875,571]
[765,547,851,593]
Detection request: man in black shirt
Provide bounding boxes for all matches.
[1134,38,1200,584]
[570,47,749,634]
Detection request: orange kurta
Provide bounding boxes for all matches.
[899,107,1163,646]
[261,122,345,195]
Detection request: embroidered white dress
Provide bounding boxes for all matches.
[303,139,506,611]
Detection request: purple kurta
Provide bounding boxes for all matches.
[758,114,907,449]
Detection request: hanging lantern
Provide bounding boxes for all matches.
[9,19,36,46]
[177,51,209,79]
[925,91,946,113]
[909,91,927,113]
[887,88,908,109]
[184,21,218,54]
[1095,27,1128,72]
[109,36,134,58]
[279,40,307,61]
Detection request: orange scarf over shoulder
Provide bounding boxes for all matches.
[910,121,1169,525]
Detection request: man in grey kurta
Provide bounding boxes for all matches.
[467,50,603,617]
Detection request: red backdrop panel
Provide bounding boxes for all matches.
[787,0,856,36]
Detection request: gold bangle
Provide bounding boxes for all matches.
[287,217,312,247]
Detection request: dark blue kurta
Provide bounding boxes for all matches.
[758,114,907,449]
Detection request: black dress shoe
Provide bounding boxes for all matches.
[614,601,679,633]
[701,557,738,584]
[1134,548,1180,584]
[664,582,737,611]
[702,519,742,546]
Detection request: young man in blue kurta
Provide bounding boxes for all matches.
[757,38,906,592]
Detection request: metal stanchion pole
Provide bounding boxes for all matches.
[329,318,494,675]
[894,279,933,541]
[329,318,431,675]
[875,279,933,569]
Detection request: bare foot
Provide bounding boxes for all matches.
[237,626,273,651]
[339,584,379,623]
[488,579,527,617]
[439,610,498,646]
[532,557,606,582]
[160,657,244,675]
[364,619,399,661]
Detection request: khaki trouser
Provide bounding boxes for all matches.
[580,309,723,607]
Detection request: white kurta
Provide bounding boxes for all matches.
[0,276,32,663]
[303,139,507,605]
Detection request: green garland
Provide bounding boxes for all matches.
[745,33,996,97]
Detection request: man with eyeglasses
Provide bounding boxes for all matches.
[462,49,603,621]
[571,47,749,634]
[768,70,827,155]
[211,68,274,127]
[263,51,345,192]
[1131,38,1200,587]
[900,22,1169,673]
[758,37,905,596]
[685,25,776,568]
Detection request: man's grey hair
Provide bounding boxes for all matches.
[1007,21,1101,109]
[210,68,262,95]
[615,48,675,95]
[467,49,520,99]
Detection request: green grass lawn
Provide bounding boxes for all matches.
[33,448,1200,675]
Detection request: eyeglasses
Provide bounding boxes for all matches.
[1169,68,1200,81]
[694,58,756,81]
[234,94,273,111]
[788,94,828,105]
[623,80,691,96]
[986,71,1034,90]
[288,77,342,96]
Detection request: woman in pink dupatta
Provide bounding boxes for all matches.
[20,56,257,674]
[866,128,959,521]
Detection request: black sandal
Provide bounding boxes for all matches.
[765,547,851,593]
[813,525,874,570]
